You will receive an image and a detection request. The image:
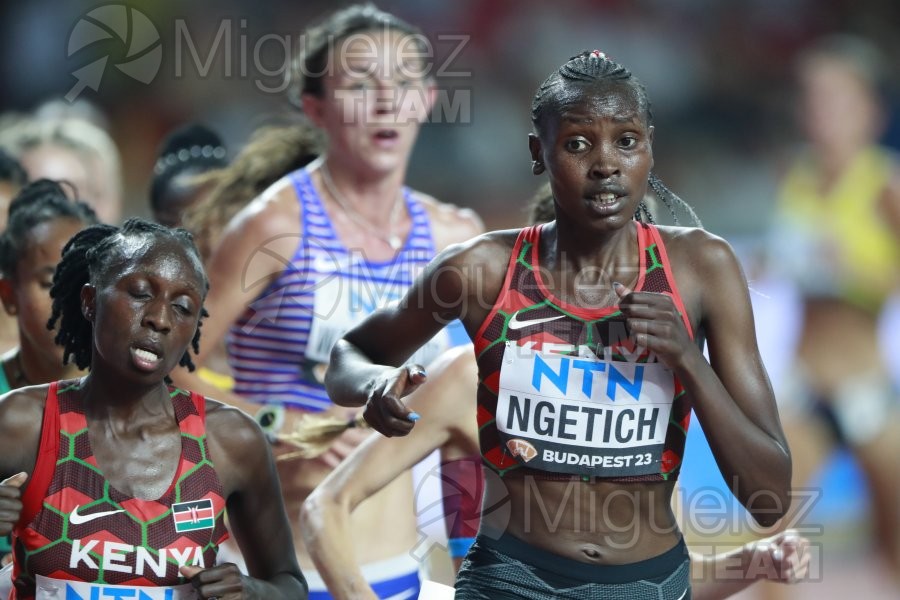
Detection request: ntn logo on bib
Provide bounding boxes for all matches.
[35,576,196,600]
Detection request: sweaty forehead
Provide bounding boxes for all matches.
[106,234,205,291]
[559,81,643,121]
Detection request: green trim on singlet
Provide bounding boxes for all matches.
[0,363,11,395]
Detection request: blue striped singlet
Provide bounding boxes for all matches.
[226,168,465,412]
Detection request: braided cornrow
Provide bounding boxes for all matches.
[647,173,702,227]
[48,218,209,371]
[531,51,652,131]
[48,224,118,369]
[533,51,701,227]
[0,179,98,279]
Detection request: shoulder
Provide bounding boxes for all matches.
[432,227,521,275]
[0,385,49,425]
[208,177,302,284]
[653,225,740,275]
[201,398,271,492]
[0,385,50,474]
[203,398,267,451]
[221,176,302,245]
[652,225,747,322]
[411,190,485,251]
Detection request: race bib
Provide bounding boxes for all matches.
[36,575,196,600]
[496,342,675,477]
[306,275,452,375]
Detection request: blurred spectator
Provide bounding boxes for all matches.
[767,33,900,594]
[0,150,28,230]
[0,149,28,354]
[0,114,122,223]
[149,122,227,227]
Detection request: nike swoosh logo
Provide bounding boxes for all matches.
[507,310,565,330]
[69,504,125,525]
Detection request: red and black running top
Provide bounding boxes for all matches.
[473,222,694,482]
[11,380,229,599]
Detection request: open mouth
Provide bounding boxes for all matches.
[131,345,162,371]
[374,129,399,141]
[594,192,619,205]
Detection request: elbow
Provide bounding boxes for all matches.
[299,490,325,547]
[323,340,356,407]
[749,504,787,529]
[745,485,790,528]
[299,485,349,544]
[746,466,792,528]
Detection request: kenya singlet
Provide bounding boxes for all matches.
[11,381,228,600]
[473,222,694,481]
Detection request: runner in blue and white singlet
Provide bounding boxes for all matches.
[226,168,467,413]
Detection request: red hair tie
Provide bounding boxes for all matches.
[590,49,607,59]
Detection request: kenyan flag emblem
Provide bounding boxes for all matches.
[172,499,215,532]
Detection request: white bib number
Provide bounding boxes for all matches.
[496,343,676,477]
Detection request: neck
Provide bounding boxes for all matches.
[541,220,639,307]
[814,142,867,183]
[315,155,406,225]
[550,218,636,269]
[79,370,171,422]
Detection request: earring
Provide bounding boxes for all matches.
[532,160,545,175]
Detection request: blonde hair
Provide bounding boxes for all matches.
[278,412,368,462]
[0,116,122,221]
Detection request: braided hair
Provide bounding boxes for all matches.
[0,179,98,279]
[531,51,701,227]
[47,218,209,371]
[149,123,227,220]
[0,149,27,188]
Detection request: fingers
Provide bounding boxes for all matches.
[0,473,27,536]
[180,566,203,578]
[762,530,811,584]
[778,531,811,583]
[359,364,427,437]
[180,564,244,599]
[614,290,677,332]
[407,364,427,388]
[363,365,426,437]
[0,473,27,488]
[617,294,677,320]
[613,281,632,298]
[364,395,415,438]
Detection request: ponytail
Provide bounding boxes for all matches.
[277,413,368,462]
[183,123,323,258]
